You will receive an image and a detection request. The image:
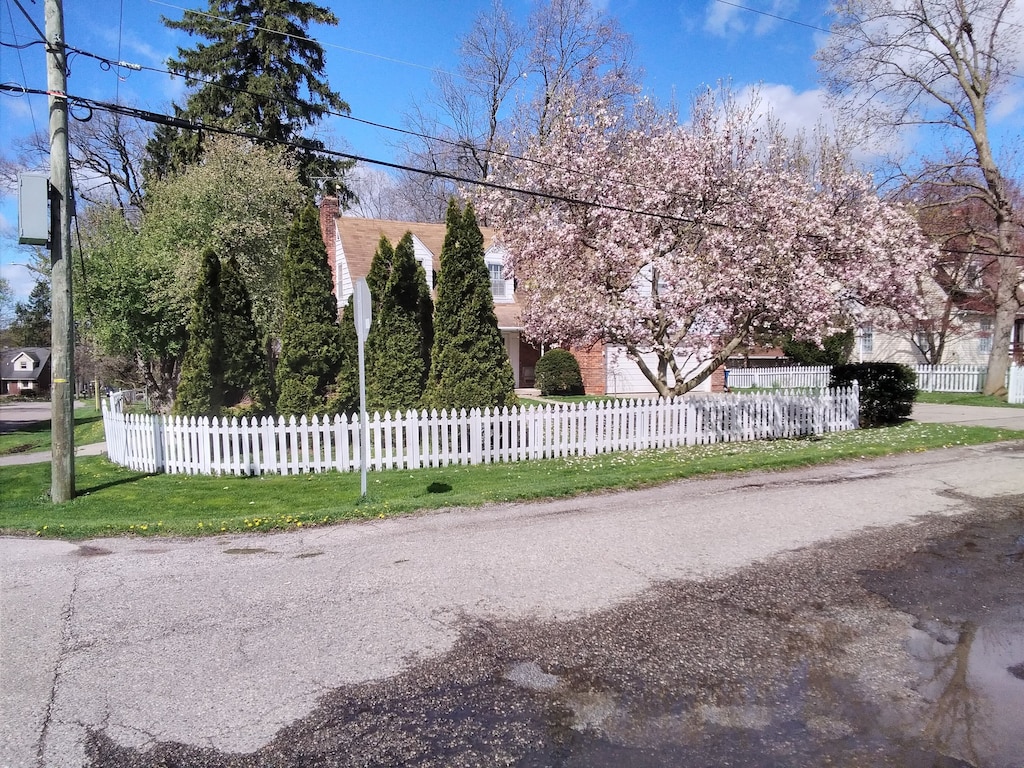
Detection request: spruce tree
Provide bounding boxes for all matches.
[423,201,516,410]
[219,255,272,412]
[275,205,343,415]
[366,234,433,413]
[145,0,353,196]
[174,249,224,416]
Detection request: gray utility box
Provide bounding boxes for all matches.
[18,172,50,246]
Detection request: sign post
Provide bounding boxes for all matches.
[353,279,372,498]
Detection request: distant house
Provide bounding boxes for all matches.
[1,347,52,396]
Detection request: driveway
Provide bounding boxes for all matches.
[911,401,1024,430]
[2,441,1023,767]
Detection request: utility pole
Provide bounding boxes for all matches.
[46,0,75,502]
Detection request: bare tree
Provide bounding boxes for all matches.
[395,0,639,220]
[818,0,1023,394]
[2,110,149,219]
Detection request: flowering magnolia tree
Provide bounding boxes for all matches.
[477,91,934,396]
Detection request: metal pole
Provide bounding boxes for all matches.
[357,333,367,498]
[46,0,75,502]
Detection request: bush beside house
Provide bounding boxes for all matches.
[536,349,584,395]
[831,362,916,427]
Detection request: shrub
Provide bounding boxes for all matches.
[536,349,584,396]
[830,363,916,427]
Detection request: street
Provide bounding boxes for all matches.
[1,440,1023,766]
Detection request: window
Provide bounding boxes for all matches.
[488,262,506,298]
[15,357,33,371]
[979,318,993,354]
[858,324,874,356]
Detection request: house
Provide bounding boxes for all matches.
[319,200,541,389]
[1,347,52,396]
[318,202,726,396]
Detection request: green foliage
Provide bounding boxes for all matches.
[275,205,342,415]
[831,363,917,427]
[174,250,224,416]
[219,255,272,411]
[366,234,434,413]
[535,348,584,395]
[145,0,353,196]
[423,201,516,411]
[9,279,51,347]
[782,330,854,366]
[328,295,360,415]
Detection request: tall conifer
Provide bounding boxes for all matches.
[275,205,342,415]
[220,255,272,411]
[174,249,224,416]
[366,234,433,413]
[423,201,515,410]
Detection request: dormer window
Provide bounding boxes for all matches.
[15,356,34,371]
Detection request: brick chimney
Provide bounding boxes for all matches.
[319,196,340,308]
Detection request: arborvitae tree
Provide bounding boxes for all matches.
[423,201,516,410]
[174,249,224,416]
[327,294,359,415]
[145,0,353,197]
[219,255,272,412]
[275,205,343,415]
[365,233,433,413]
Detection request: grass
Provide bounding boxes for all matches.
[0,405,106,456]
[1,421,1019,540]
[915,391,1024,408]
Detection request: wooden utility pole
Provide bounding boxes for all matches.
[46,0,74,502]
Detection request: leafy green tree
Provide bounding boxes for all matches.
[423,201,516,410]
[145,0,353,196]
[8,279,51,347]
[174,250,224,416]
[365,234,433,413]
[220,255,272,412]
[275,205,342,415]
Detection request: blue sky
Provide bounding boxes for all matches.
[0,0,1019,305]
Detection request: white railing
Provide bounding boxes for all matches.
[102,387,859,476]
[913,364,987,393]
[725,366,831,389]
[1009,364,1024,404]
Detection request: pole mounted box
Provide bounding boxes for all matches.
[18,172,50,246]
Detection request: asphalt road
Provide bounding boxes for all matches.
[2,440,1023,767]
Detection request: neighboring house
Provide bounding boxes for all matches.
[319,201,725,396]
[856,313,1024,366]
[1,347,52,396]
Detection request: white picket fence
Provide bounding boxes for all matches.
[913,364,987,393]
[1010,365,1024,404]
[725,366,831,389]
[725,363,1024,397]
[102,387,859,476]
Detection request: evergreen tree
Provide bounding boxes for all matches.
[220,255,272,411]
[174,249,224,416]
[365,234,433,413]
[423,201,516,410]
[145,0,353,197]
[9,279,51,347]
[275,205,342,415]
[327,294,359,415]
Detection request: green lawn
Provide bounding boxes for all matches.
[0,405,106,456]
[1,421,1018,540]
[914,391,1024,408]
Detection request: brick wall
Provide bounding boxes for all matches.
[710,365,726,393]
[571,342,606,395]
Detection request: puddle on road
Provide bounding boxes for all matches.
[87,506,1024,768]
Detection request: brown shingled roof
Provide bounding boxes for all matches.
[332,216,522,330]
[333,216,498,284]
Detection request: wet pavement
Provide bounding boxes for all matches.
[83,494,1024,768]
